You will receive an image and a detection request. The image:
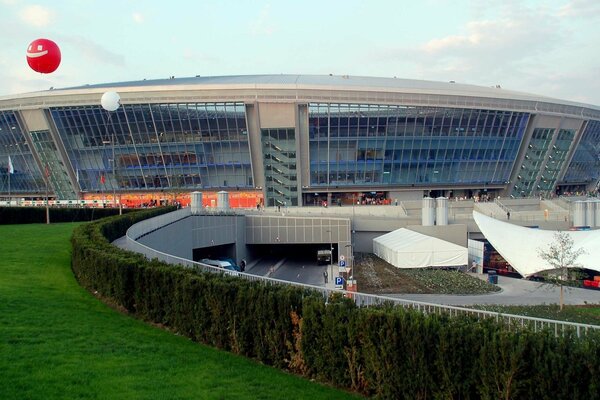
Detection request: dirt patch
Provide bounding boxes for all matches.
[353,253,500,295]
[353,253,427,294]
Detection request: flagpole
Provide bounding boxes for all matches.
[45,174,50,224]
[45,164,50,224]
[7,156,12,205]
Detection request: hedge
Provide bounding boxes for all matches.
[0,206,137,225]
[69,210,600,399]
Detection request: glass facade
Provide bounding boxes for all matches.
[0,111,45,194]
[50,102,251,193]
[2,96,599,200]
[261,128,298,206]
[512,128,576,197]
[540,129,574,192]
[563,120,600,185]
[512,128,554,197]
[308,104,529,188]
[29,129,77,199]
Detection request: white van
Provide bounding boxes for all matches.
[201,258,239,275]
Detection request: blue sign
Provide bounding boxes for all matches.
[339,260,346,267]
[335,276,344,287]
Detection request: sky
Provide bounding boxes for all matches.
[0,0,599,105]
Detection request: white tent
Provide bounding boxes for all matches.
[473,211,600,277]
[373,228,468,269]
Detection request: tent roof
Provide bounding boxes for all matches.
[473,211,600,276]
[373,228,468,268]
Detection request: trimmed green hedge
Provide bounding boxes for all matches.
[71,211,600,399]
[0,206,137,225]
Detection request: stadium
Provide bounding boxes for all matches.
[1,74,599,208]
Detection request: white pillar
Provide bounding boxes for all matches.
[191,191,203,215]
[572,201,585,227]
[422,197,435,226]
[436,197,448,226]
[217,190,230,210]
[585,200,595,228]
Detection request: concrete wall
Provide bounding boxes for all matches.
[245,215,353,261]
[353,231,386,253]
[258,103,296,128]
[138,215,247,262]
[388,190,424,202]
[192,215,247,261]
[138,216,194,259]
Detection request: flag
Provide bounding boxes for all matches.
[8,156,14,174]
[76,168,80,183]
[100,174,106,184]
[45,164,50,178]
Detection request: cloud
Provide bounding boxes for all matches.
[132,12,144,24]
[367,3,600,104]
[60,35,126,67]
[378,4,564,79]
[249,3,275,36]
[19,4,54,27]
[558,0,600,17]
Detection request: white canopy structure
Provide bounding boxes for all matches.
[373,228,468,269]
[473,211,600,277]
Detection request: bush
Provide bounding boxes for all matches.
[0,206,137,225]
[70,210,600,399]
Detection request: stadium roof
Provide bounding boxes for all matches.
[1,74,598,116]
[44,74,598,110]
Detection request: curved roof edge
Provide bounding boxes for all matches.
[2,74,599,111]
[473,211,600,276]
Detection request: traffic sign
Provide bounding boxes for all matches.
[339,260,346,267]
[339,255,345,261]
[334,276,344,288]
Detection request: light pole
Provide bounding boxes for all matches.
[326,229,333,282]
[100,91,121,212]
[110,130,122,214]
[44,163,50,224]
[345,243,354,279]
[111,136,116,210]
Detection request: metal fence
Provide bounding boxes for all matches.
[125,208,600,338]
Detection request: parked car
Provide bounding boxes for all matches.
[201,258,239,273]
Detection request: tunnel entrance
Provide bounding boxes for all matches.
[193,243,237,263]
[247,243,338,264]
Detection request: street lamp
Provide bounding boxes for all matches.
[326,229,333,281]
[110,137,116,210]
[344,243,354,279]
[100,91,121,213]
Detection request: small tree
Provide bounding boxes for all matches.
[537,231,586,310]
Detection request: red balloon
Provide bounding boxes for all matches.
[26,38,61,74]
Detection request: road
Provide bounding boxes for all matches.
[390,275,600,306]
[248,259,600,305]
[113,236,599,306]
[247,256,329,286]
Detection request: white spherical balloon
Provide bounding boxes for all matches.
[101,91,121,112]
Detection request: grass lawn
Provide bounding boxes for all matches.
[471,304,600,326]
[0,223,358,400]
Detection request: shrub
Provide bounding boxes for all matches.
[70,210,600,399]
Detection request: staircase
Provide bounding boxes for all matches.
[474,202,507,219]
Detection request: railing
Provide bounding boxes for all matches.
[494,197,512,213]
[399,201,408,216]
[124,209,600,338]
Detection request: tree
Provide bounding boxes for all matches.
[537,231,586,310]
